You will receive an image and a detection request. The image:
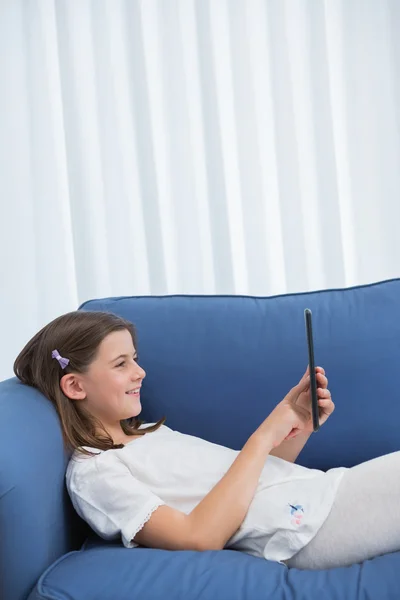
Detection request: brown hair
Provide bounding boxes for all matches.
[14,310,166,455]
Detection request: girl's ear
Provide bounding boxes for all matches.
[60,374,87,401]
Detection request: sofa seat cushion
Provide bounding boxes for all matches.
[29,541,400,600]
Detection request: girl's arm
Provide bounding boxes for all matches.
[134,374,312,552]
[269,430,311,463]
[135,430,275,552]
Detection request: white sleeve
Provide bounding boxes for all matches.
[67,452,165,548]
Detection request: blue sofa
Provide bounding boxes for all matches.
[1,279,399,600]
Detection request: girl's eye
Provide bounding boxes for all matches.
[116,356,138,368]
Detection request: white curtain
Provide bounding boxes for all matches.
[1,0,400,380]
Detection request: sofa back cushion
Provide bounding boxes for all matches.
[81,279,400,470]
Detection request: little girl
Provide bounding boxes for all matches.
[14,310,400,570]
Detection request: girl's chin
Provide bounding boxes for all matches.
[125,404,142,419]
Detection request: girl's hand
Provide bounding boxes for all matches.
[290,366,335,433]
[257,379,311,448]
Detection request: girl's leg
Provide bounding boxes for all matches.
[286,451,400,570]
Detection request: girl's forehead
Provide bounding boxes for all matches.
[98,330,135,357]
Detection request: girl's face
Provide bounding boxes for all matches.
[66,329,146,427]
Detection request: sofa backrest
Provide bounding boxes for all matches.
[81,279,400,469]
[1,278,400,599]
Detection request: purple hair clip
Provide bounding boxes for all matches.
[51,349,70,370]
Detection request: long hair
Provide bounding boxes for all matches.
[14,310,166,455]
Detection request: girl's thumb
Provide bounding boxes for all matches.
[297,373,310,392]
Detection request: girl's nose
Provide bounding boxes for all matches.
[132,364,146,381]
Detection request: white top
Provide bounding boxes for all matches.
[66,423,347,563]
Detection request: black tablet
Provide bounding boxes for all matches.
[304,308,320,432]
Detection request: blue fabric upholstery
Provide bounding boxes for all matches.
[29,544,400,600]
[0,379,88,600]
[0,279,399,600]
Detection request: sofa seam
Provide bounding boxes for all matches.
[35,550,82,599]
[78,277,400,309]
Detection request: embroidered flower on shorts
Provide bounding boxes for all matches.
[289,503,305,526]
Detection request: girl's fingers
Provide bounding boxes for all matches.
[317,387,330,398]
[318,398,335,413]
[316,372,328,388]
